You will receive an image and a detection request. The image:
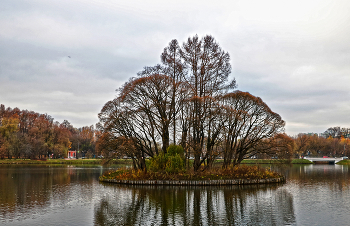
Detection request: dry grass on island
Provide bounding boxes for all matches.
[101,165,282,181]
[100,145,283,182]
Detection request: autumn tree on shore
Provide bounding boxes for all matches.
[0,104,95,159]
[0,116,19,159]
[293,133,311,158]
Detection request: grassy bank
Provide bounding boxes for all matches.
[101,165,282,181]
[336,160,350,165]
[0,159,133,165]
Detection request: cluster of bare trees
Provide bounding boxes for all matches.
[0,105,96,159]
[323,127,350,139]
[98,35,287,171]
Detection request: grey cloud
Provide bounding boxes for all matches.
[1,0,350,135]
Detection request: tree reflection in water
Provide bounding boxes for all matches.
[0,165,98,222]
[94,184,295,226]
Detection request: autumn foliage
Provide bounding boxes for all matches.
[0,105,96,159]
[293,127,350,158]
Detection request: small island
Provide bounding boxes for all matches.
[97,35,293,186]
[99,144,285,186]
[99,167,285,186]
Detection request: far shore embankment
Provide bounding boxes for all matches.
[0,158,313,165]
[0,159,132,165]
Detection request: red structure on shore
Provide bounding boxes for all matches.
[68,151,76,159]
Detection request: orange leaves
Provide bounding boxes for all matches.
[0,116,19,137]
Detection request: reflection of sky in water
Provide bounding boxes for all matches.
[285,165,350,226]
[1,165,350,225]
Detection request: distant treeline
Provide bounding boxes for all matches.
[0,104,96,159]
[294,127,350,158]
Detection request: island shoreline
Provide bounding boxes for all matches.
[99,176,285,186]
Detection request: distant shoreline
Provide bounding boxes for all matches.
[0,159,132,165]
[0,158,313,165]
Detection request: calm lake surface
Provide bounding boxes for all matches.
[1,164,350,226]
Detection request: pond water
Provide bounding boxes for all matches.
[1,164,350,225]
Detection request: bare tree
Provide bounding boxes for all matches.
[221,91,285,167]
[324,127,341,138]
[161,39,184,144]
[180,35,235,171]
[98,73,182,170]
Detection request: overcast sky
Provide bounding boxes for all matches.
[1,0,350,135]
